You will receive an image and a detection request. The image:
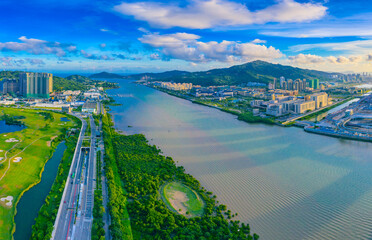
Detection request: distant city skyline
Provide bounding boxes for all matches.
[0,0,372,74]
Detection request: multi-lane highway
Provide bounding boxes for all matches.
[51,114,97,240]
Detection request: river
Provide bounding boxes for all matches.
[13,142,66,240]
[107,80,372,240]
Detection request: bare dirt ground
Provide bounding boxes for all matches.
[47,135,58,147]
[168,191,189,215]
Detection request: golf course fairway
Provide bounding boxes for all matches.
[0,107,79,240]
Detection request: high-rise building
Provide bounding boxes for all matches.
[19,72,53,98]
[307,79,315,89]
[3,79,19,95]
[280,76,285,88]
[314,79,320,89]
[287,79,293,90]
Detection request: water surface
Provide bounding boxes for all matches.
[107,80,372,240]
[14,142,66,240]
[0,120,25,134]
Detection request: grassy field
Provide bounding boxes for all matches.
[161,181,205,218]
[0,107,78,240]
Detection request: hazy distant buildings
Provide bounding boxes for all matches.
[3,79,19,95]
[158,82,192,91]
[19,72,53,98]
[307,79,319,89]
[278,76,320,91]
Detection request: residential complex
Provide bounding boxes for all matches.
[19,72,53,98]
[274,77,320,91]
[1,72,53,98]
[3,79,19,95]
[156,82,193,91]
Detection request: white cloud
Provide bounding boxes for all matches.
[288,54,325,64]
[149,53,161,60]
[252,39,267,44]
[288,53,365,65]
[0,36,76,57]
[114,0,326,29]
[0,57,46,67]
[139,32,282,62]
[260,13,372,38]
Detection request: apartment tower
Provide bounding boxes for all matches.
[19,72,53,98]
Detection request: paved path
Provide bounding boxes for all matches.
[51,114,87,240]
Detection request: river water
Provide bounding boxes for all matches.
[107,80,372,240]
[13,142,66,240]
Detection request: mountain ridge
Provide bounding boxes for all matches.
[89,60,342,86]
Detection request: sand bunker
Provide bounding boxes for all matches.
[13,157,22,163]
[168,191,189,215]
[5,138,19,143]
[0,196,13,207]
[0,150,3,152]
[47,136,58,147]
[0,157,3,161]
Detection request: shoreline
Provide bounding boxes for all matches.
[138,83,372,143]
[305,127,372,143]
[140,83,277,126]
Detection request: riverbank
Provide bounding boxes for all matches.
[305,126,372,142]
[142,84,276,125]
[102,106,259,239]
[0,107,78,240]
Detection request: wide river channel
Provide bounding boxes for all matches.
[107,80,371,240]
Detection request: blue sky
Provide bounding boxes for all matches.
[0,0,372,74]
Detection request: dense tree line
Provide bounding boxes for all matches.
[102,114,133,240]
[92,150,106,240]
[102,113,259,239]
[0,113,25,126]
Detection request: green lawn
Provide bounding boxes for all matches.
[161,181,205,218]
[0,107,78,240]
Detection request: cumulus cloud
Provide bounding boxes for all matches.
[288,53,325,64]
[252,39,267,44]
[289,53,365,65]
[139,32,282,62]
[327,55,362,64]
[0,36,76,57]
[114,0,327,29]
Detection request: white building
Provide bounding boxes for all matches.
[310,92,328,109]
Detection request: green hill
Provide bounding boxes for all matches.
[89,72,124,79]
[125,60,342,86]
